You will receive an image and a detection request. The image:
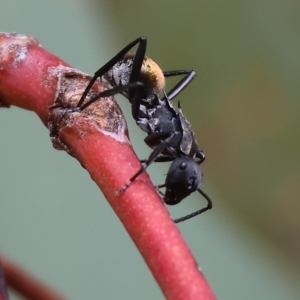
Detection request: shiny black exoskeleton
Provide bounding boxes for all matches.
[77,37,212,223]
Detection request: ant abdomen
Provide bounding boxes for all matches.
[104,54,165,101]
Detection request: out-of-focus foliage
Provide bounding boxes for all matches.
[107,0,300,268]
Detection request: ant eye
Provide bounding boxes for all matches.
[179,162,187,170]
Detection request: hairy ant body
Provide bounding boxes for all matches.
[77,37,212,223]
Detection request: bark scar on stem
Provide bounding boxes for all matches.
[0,32,39,107]
[0,32,39,67]
[48,69,129,154]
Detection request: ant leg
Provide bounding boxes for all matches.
[77,37,147,108]
[156,183,166,197]
[79,82,144,111]
[144,131,173,147]
[173,188,212,223]
[162,70,196,101]
[196,150,205,164]
[144,131,178,156]
[127,38,149,120]
[130,85,145,121]
[152,156,176,163]
[163,70,192,77]
[140,156,175,164]
[128,38,147,85]
[157,183,166,189]
[117,133,175,194]
[117,141,169,194]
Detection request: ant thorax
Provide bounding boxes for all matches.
[104,54,165,102]
[139,97,198,159]
[177,108,199,158]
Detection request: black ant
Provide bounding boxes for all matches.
[76,37,212,223]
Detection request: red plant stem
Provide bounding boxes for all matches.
[0,258,9,300]
[0,33,215,300]
[0,254,69,300]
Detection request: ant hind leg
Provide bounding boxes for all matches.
[162,70,196,101]
[78,37,147,109]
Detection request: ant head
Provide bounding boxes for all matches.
[164,157,203,205]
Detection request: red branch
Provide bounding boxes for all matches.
[0,258,9,300]
[0,33,215,300]
[0,254,68,300]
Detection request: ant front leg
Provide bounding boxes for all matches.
[77,37,147,109]
[173,188,212,223]
[196,149,205,164]
[140,156,175,163]
[117,133,175,194]
[117,141,169,194]
[156,183,166,197]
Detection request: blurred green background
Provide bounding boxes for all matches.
[1,1,300,299]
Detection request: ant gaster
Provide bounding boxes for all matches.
[76,37,212,223]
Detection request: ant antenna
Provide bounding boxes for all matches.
[173,189,212,223]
